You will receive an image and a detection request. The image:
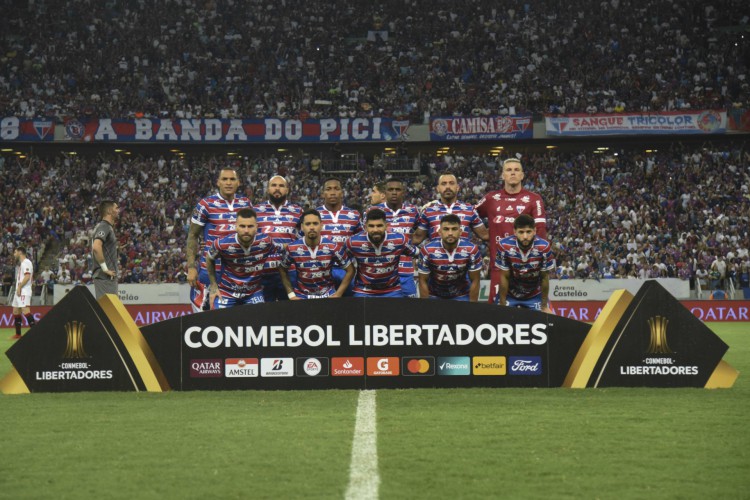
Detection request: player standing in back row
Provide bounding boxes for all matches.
[477,158,547,304]
[412,173,489,244]
[186,167,252,312]
[372,178,420,297]
[316,178,361,294]
[255,175,302,301]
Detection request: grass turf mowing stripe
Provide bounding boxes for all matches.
[345,390,379,500]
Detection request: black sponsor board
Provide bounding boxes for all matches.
[2,282,737,392]
[140,298,589,390]
[586,281,729,387]
[5,287,149,392]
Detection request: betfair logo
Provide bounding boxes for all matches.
[647,316,672,354]
[472,356,506,375]
[63,321,88,359]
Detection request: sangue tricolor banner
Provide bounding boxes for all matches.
[0,281,738,393]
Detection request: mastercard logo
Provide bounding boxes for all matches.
[402,357,435,376]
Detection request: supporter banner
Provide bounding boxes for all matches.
[545,110,727,136]
[429,115,532,141]
[2,281,737,393]
[1,117,410,143]
[0,117,55,141]
[53,283,190,305]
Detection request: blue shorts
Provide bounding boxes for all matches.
[400,274,417,298]
[506,295,542,310]
[213,290,265,309]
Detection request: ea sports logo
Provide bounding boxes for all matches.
[304,358,322,376]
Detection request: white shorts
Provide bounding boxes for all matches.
[12,292,31,308]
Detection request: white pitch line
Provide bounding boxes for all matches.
[345,390,380,500]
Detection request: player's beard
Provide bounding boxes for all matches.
[441,190,455,203]
[239,234,254,247]
[269,192,287,205]
[518,240,533,252]
[368,232,385,245]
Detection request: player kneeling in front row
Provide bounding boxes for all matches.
[206,208,283,309]
[496,214,555,312]
[279,209,354,299]
[417,214,482,301]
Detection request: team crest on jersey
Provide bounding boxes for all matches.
[386,242,396,251]
[459,250,469,257]
[319,247,332,255]
[516,206,525,214]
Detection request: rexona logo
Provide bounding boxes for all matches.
[508,356,542,375]
[296,357,330,377]
[472,356,507,375]
[260,358,294,377]
[436,356,471,376]
[190,359,223,378]
[331,357,365,376]
[366,357,400,376]
[225,358,259,378]
[402,357,435,376]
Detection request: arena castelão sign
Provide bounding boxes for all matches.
[0,282,738,393]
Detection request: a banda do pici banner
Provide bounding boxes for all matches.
[0,281,738,393]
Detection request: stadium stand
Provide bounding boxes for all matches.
[0,0,747,122]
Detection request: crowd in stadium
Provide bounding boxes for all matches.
[1,0,747,122]
[1,141,749,295]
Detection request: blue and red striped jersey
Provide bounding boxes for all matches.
[373,202,419,275]
[255,200,302,273]
[346,232,417,295]
[315,205,362,245]
[417,238,482,298]
[281,238,352,297]
[190,193,252,268]
[206,233,281,298]
[416,201,485,241]
[495,235,556,300]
